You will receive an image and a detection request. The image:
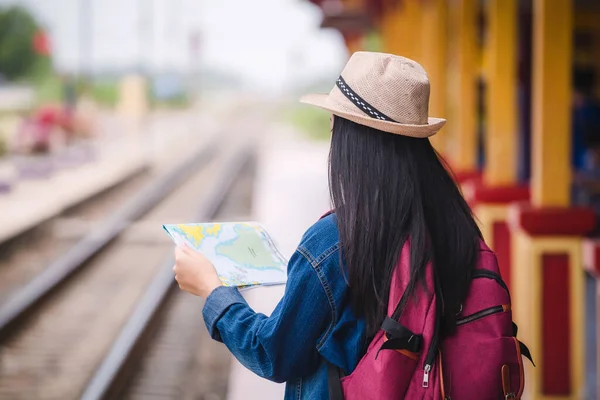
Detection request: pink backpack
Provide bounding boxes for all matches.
[328,240,533,399]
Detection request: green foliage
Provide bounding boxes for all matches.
[0,6,49,81]
[0,134,6,157]
[150,92,190,109]
[91,80,119,107]
[282,104,331,141]
[35,75,62,103]
[363,31,383,52]
[27,55,52,82]
[34,75,120,107]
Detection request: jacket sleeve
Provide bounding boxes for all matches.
[202,248,334,383]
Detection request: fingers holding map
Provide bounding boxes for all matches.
[163,222,288,288]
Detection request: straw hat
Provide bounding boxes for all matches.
[300,52,446,138]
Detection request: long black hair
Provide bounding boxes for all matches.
[329,116,482,338]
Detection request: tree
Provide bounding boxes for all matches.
[0,6,50,81]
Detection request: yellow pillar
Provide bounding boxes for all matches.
[531,0,572,207]
[117,75,148,123]
[510,3,585,399]
[381,2,407,56]
[420,0,447,153]
[485,0,518,186]
[511,231,585,400]
[447,0,478,172]
[381,0,422,60]
[402,0,423,61]
[467,0,522,305]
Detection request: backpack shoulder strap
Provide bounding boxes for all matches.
[512,322,535,366]
[327,362,345,400]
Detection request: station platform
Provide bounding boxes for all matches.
[0,105,222,244]
[227,124,330,400]
[0,136,147,243]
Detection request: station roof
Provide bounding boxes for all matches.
[307,0,384,15]
[308,0,381,35]
[321,10,373,34]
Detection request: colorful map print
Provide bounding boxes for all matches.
[163,222,287,288]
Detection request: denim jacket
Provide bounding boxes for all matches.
[203,213,366,399]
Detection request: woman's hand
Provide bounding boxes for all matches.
[173,244,222,298]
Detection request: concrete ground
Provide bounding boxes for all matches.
[226,124,330,400]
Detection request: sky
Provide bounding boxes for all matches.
[0,0,348,90]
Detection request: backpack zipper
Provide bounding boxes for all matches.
[422,335,438,388]
[456,305,505,325]
[422,265,446,388]
[422,363,431,387]
[422,341,439,388]
[422,292,441,388]
[472,270,509,294]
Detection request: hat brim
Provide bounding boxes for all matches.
[300,93,446,138]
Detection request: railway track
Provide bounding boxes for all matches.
[0,110,265,399]
[0,172,153,306]
[0,135,218,339]
[0,110,218,309]
[84,150,255,400]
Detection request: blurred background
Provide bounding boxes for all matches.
[0,0,598,399]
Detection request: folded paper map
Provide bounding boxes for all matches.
[163,222,288,288]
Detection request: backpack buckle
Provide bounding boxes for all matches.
[505,393,515,400]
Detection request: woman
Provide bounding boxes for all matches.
[173,52,483,399]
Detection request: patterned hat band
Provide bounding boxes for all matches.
[335,76,397,123]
